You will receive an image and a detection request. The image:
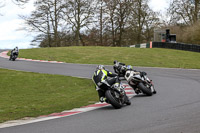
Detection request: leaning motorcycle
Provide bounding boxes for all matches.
[100,80,131,109]
[10,52,18,61]
[113,61,156,96]
[124,70,155,96]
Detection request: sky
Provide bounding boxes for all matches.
[0,0,35,49]
[0,0,170,49]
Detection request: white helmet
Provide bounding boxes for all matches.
[96,65,105,70]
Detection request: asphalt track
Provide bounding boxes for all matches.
[0,50,200,133]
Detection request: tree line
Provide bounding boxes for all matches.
[19,0,160,47]
[1,0,200,47]
[167,0,200,45]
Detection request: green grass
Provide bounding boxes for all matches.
[0,68,98,123]
[18,46,200,69]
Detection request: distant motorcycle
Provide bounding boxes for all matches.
[113,61,156,96]
[9,51,18,61]
[100,79,131,109]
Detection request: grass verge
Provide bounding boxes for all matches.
[0,68,98,123]
[18,46,200,69]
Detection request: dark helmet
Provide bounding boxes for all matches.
[113,60,118,64]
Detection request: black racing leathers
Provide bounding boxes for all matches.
[92,69,119,98]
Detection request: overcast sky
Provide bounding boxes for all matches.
[0,0,170,49]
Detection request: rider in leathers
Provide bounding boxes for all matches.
[113,60,156,94]
[92,65,120,102]
[9,47,19,60]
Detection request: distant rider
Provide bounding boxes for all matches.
[9,47,19,60]
[92,65,121,102]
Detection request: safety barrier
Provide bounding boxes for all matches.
[152,42,200,52]
[130,42,152,48]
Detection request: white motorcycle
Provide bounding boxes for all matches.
[113,61,156,96]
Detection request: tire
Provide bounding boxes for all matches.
[138,82,152,96]
[105,90,122,109]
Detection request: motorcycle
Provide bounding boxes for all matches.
[9,51,18,61]
[113,61,156,96]
[99,79,131,109]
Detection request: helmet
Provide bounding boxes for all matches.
[121,65,127,71]
[113,60,119,67]
[96,65,105,70]
[126,65,133,70]
[113,60,118,64]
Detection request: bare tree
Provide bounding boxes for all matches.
[168,0,200,25]
[103,0,132,46]
[99,0,104,46]
[15,0,161,47]
[116,0,132,46]
[143,10,160,42]
[20,0,64,47]
[128,0,157,44]
[64,0,95,46]
[96,0,107,46]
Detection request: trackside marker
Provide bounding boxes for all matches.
[81,103,109,108]
[46,111,82,117]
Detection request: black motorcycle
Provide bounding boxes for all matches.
[113,61,156,96]
[9,51,18,61]
[99,80,131,109]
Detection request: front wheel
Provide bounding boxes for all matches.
[138,82,152,96]
[105,90,122,109]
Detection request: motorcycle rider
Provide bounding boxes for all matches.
[92,65,122,103]
[113,60,147,78]
[113,60,156,94]
[9,46,19,60]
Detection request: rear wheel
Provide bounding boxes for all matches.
[105,90,122,109]
[138,82,152,96]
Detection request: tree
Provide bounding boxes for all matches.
[21,0,64,47]
[104,0,117,46]
[116,0,132,46]
[63,0,95,46]
[128,0,158,44]
[16,0,161,47]
[103,0,132,46]
[143,8,160,42]
[168,0,200,25]
[95,0,107,46]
